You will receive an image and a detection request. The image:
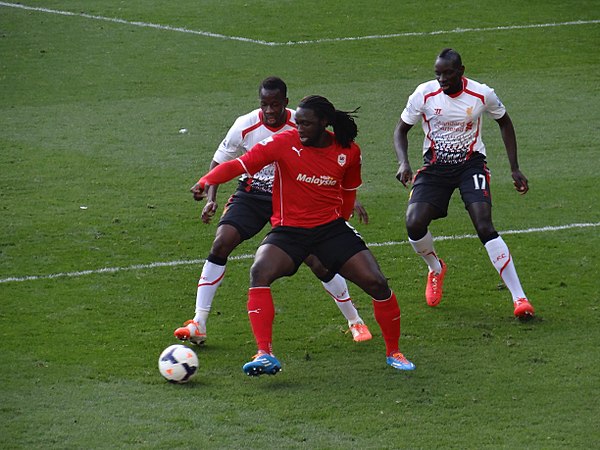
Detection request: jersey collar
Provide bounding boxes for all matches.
[259,109,293,132]
[446,77,468,98]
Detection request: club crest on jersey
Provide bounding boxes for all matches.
[338,154,347,167]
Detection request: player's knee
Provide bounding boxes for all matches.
[361,272,389,299]
[249,260,277,286]
[405,214,428,240]
[210,237,237,259]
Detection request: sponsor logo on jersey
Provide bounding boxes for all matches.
[292,146,303,156]
[296,173,337,186]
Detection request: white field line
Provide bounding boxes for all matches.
[1,222,598,284]
[1,2,598,46]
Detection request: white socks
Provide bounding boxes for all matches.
[192,263,365,328]
[410,231,527,303]
[484,236,527,301]
[193,260,226,326]
[409,231,442,274]
[321,274,361,324]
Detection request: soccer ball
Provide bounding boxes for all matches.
[158,344,199,383]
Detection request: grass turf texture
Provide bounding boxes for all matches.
[1,0,599,448]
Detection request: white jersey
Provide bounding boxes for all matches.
[401,77,506,165]
[213,108,296,196]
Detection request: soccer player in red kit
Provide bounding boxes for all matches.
[394,48,534,319]
[174,77,372,346]
[191,95,415,375]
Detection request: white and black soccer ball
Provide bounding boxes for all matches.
[158,344,199,383]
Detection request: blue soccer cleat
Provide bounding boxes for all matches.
[386,352,416,371]
[242,352,282,376]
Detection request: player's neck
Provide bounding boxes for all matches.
[313,132,333,148]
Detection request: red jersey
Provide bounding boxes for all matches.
[235,129,362,228]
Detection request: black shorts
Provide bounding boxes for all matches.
[218,192,272,241]
[409,155,492,219]
[261,218,368,275]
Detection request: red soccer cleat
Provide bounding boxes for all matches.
[425,259,447,307]
[513,298,535,319]
[349,321,372,342]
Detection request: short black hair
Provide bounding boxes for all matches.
[438,48,463,67]
[259,76,287,97]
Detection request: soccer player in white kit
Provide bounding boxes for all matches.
[174,77,372,345]
[393,48,535,319]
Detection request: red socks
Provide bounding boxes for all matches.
[247,287,275,354]
[372,292,401,356]
[248,287,401,357]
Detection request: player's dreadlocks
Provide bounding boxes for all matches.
[297,95,359,148]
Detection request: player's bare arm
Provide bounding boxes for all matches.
[352,199,369,225]
[190,181,206,200]
[495,113,529,195]
[393,119,414,187]
[200,160,221,223]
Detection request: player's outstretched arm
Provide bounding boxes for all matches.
[190,159,246,201]
[190,181,207,200]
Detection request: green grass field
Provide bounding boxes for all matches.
[1,1,599,448]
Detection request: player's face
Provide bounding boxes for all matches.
[259,88,288,127]
[434,57,464,95]
[295,107,327,147]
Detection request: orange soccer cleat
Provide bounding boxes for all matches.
[174,320,207,345]
[425,259,447,307]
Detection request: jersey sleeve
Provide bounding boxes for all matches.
[236,135,279,175]
[400,88,424,125]
[213,116,246,164]
[341,144,362,191]
[483,85,507,120]
[199,159,246,187]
